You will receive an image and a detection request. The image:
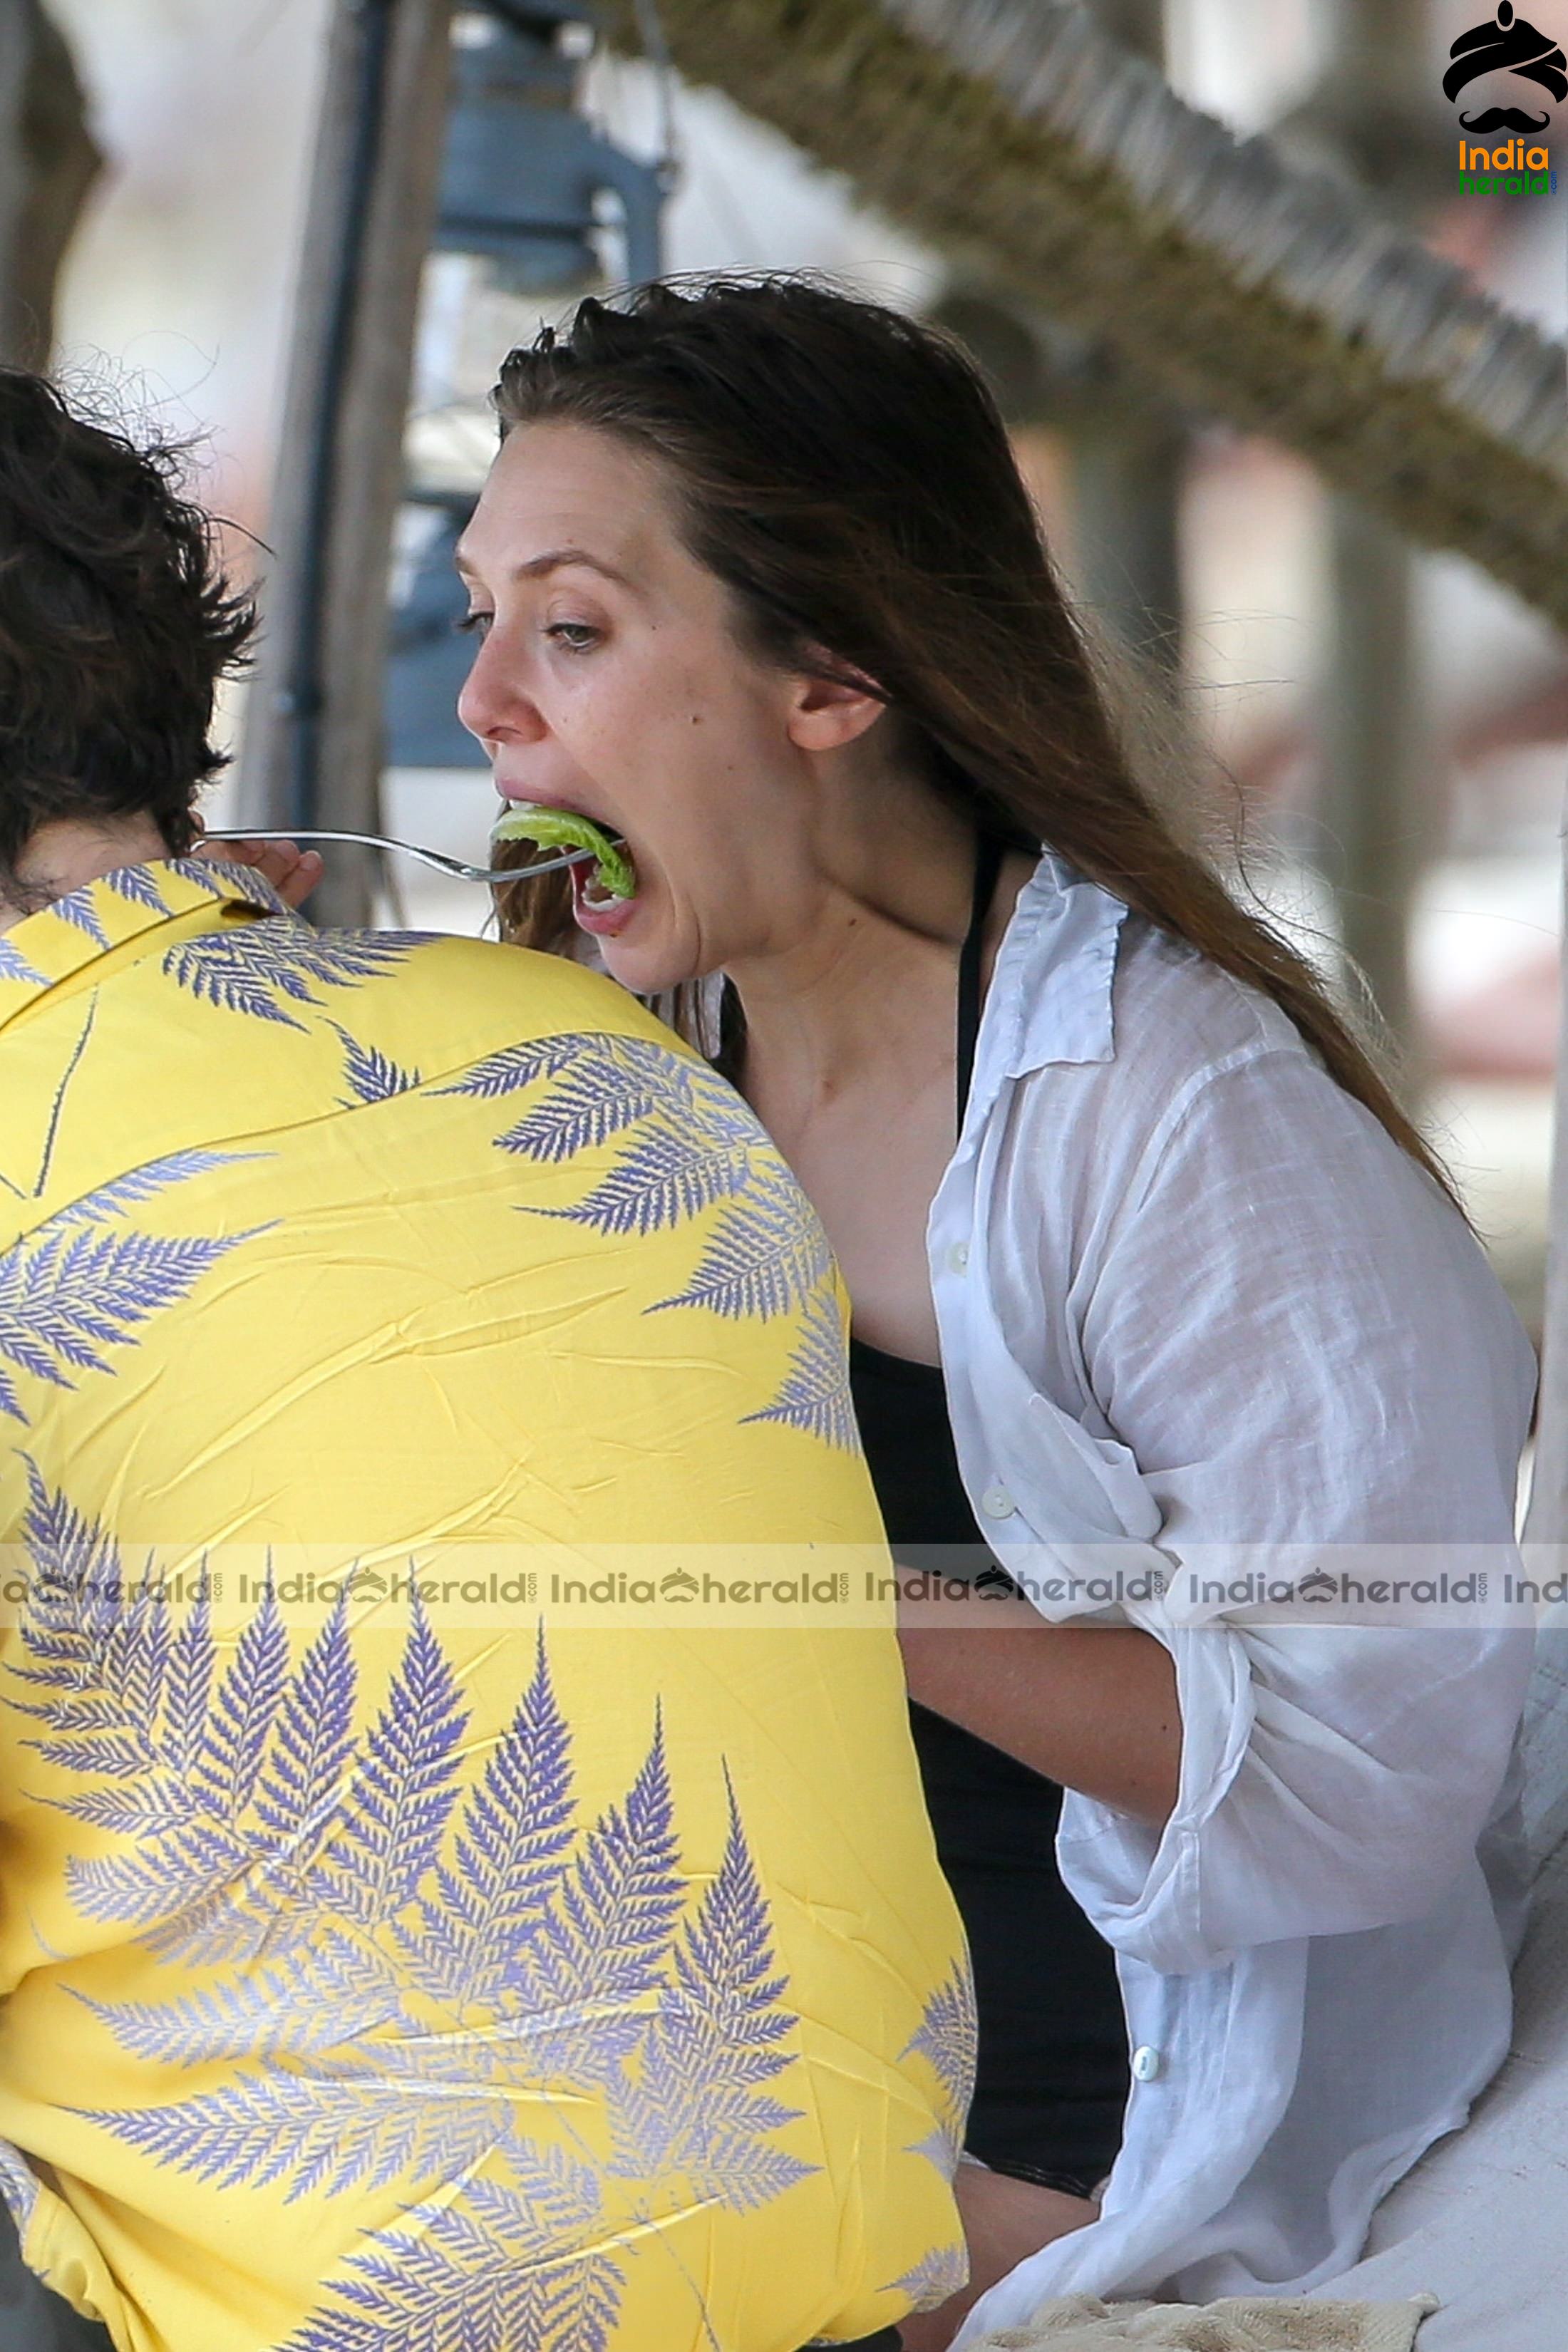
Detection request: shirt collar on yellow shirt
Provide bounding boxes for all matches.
[0,858,292,1031]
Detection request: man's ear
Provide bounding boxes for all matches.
[785,661,890,754]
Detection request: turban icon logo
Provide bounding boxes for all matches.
[973,1563,1018,1597]
[1443,1,1568,133]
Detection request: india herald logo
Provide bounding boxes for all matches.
[1444,2,1567,132]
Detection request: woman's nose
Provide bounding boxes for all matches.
[457,636,548,750]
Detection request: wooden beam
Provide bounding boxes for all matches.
[602,0,1568,626]
[239,0,454,928]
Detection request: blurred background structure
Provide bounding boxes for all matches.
[6,0,1567,1363]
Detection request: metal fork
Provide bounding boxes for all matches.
[200,827,597,887]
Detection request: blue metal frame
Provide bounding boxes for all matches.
[386,2,666,768]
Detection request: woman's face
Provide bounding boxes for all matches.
[455,421,888,997]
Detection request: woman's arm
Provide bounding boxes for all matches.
[898,1597,1180,1825]
[1024,1036,1535,1971]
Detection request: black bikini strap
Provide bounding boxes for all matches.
[956,831,1006,1130]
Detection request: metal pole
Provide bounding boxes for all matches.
[238,0,455,928]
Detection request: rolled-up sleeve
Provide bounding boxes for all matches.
[1053,1042,1537,1975]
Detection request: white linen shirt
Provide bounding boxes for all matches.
[930,852,1538,2339]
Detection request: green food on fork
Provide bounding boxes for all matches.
[492,804,636,900]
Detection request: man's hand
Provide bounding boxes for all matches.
[196,835,324,911]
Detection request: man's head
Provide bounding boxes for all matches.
[0,370,256,912]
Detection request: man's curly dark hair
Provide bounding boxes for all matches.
[0,369,257,884]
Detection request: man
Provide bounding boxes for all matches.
[0,372,968,2352]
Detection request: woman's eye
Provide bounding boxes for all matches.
[455,609,493,638]
[546,621,602,654]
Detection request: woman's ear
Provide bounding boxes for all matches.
[785,661,890,753]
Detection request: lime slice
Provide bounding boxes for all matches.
[490,805,637,900]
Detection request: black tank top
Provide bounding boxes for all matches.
[846,832,1129,2196]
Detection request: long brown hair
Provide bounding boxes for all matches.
[491,276,1455,1204]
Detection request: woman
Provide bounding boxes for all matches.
[247,277,1535,2348]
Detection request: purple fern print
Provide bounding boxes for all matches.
[102,865,172,916]
[0,938,46,987]
[160,1567,215,1774]
[0,1179,272,1425]
[163,857,293,912]
[77,1927,406,2071]
[884,2245,970,2313]
[0,1227,252,1407]
[651,1183,832,1324]
[9,1475,820,2352]
[406,1624,575,2011]
[252,1592,356,1862]
[440,1030,853,1449]
[51,1149,262,1229]
[309,1597,468,1929]
[507,1055,728,1161]
[741,1284,861,1453]
[435,1036,679,1147]
[80,2057,516,2207]
[284,2160,624,2352]
[10,1468,175,1778]
[46,892,110,947]
[12,1459,125,1665]
[609,1773,812,2212]
[8,1477,262,1937]
[536,1120,755,1240]
[193,1574,289,1820]
[163,921,428,1029]
[162,929,310,1028]
[330,1023,422,1106]
[8,1468,205,1892]
[522,1713,686,2078]
[0,2142,39,2236]
[901,1961,979,2177]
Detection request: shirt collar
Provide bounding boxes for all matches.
[988,849,1128,1081]
[0,857,291,1028]
[0,848,1120,1079]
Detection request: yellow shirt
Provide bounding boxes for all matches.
[0,860,971,2352]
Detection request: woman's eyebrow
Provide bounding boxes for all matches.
[453,545,638,592]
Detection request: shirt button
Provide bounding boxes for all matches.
[947,1242,970,1274]
[980,1484,1015,1519]
[1130,2045,1163,2082]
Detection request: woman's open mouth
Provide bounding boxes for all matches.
[568,842,640,937]
[491,800,640,934]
